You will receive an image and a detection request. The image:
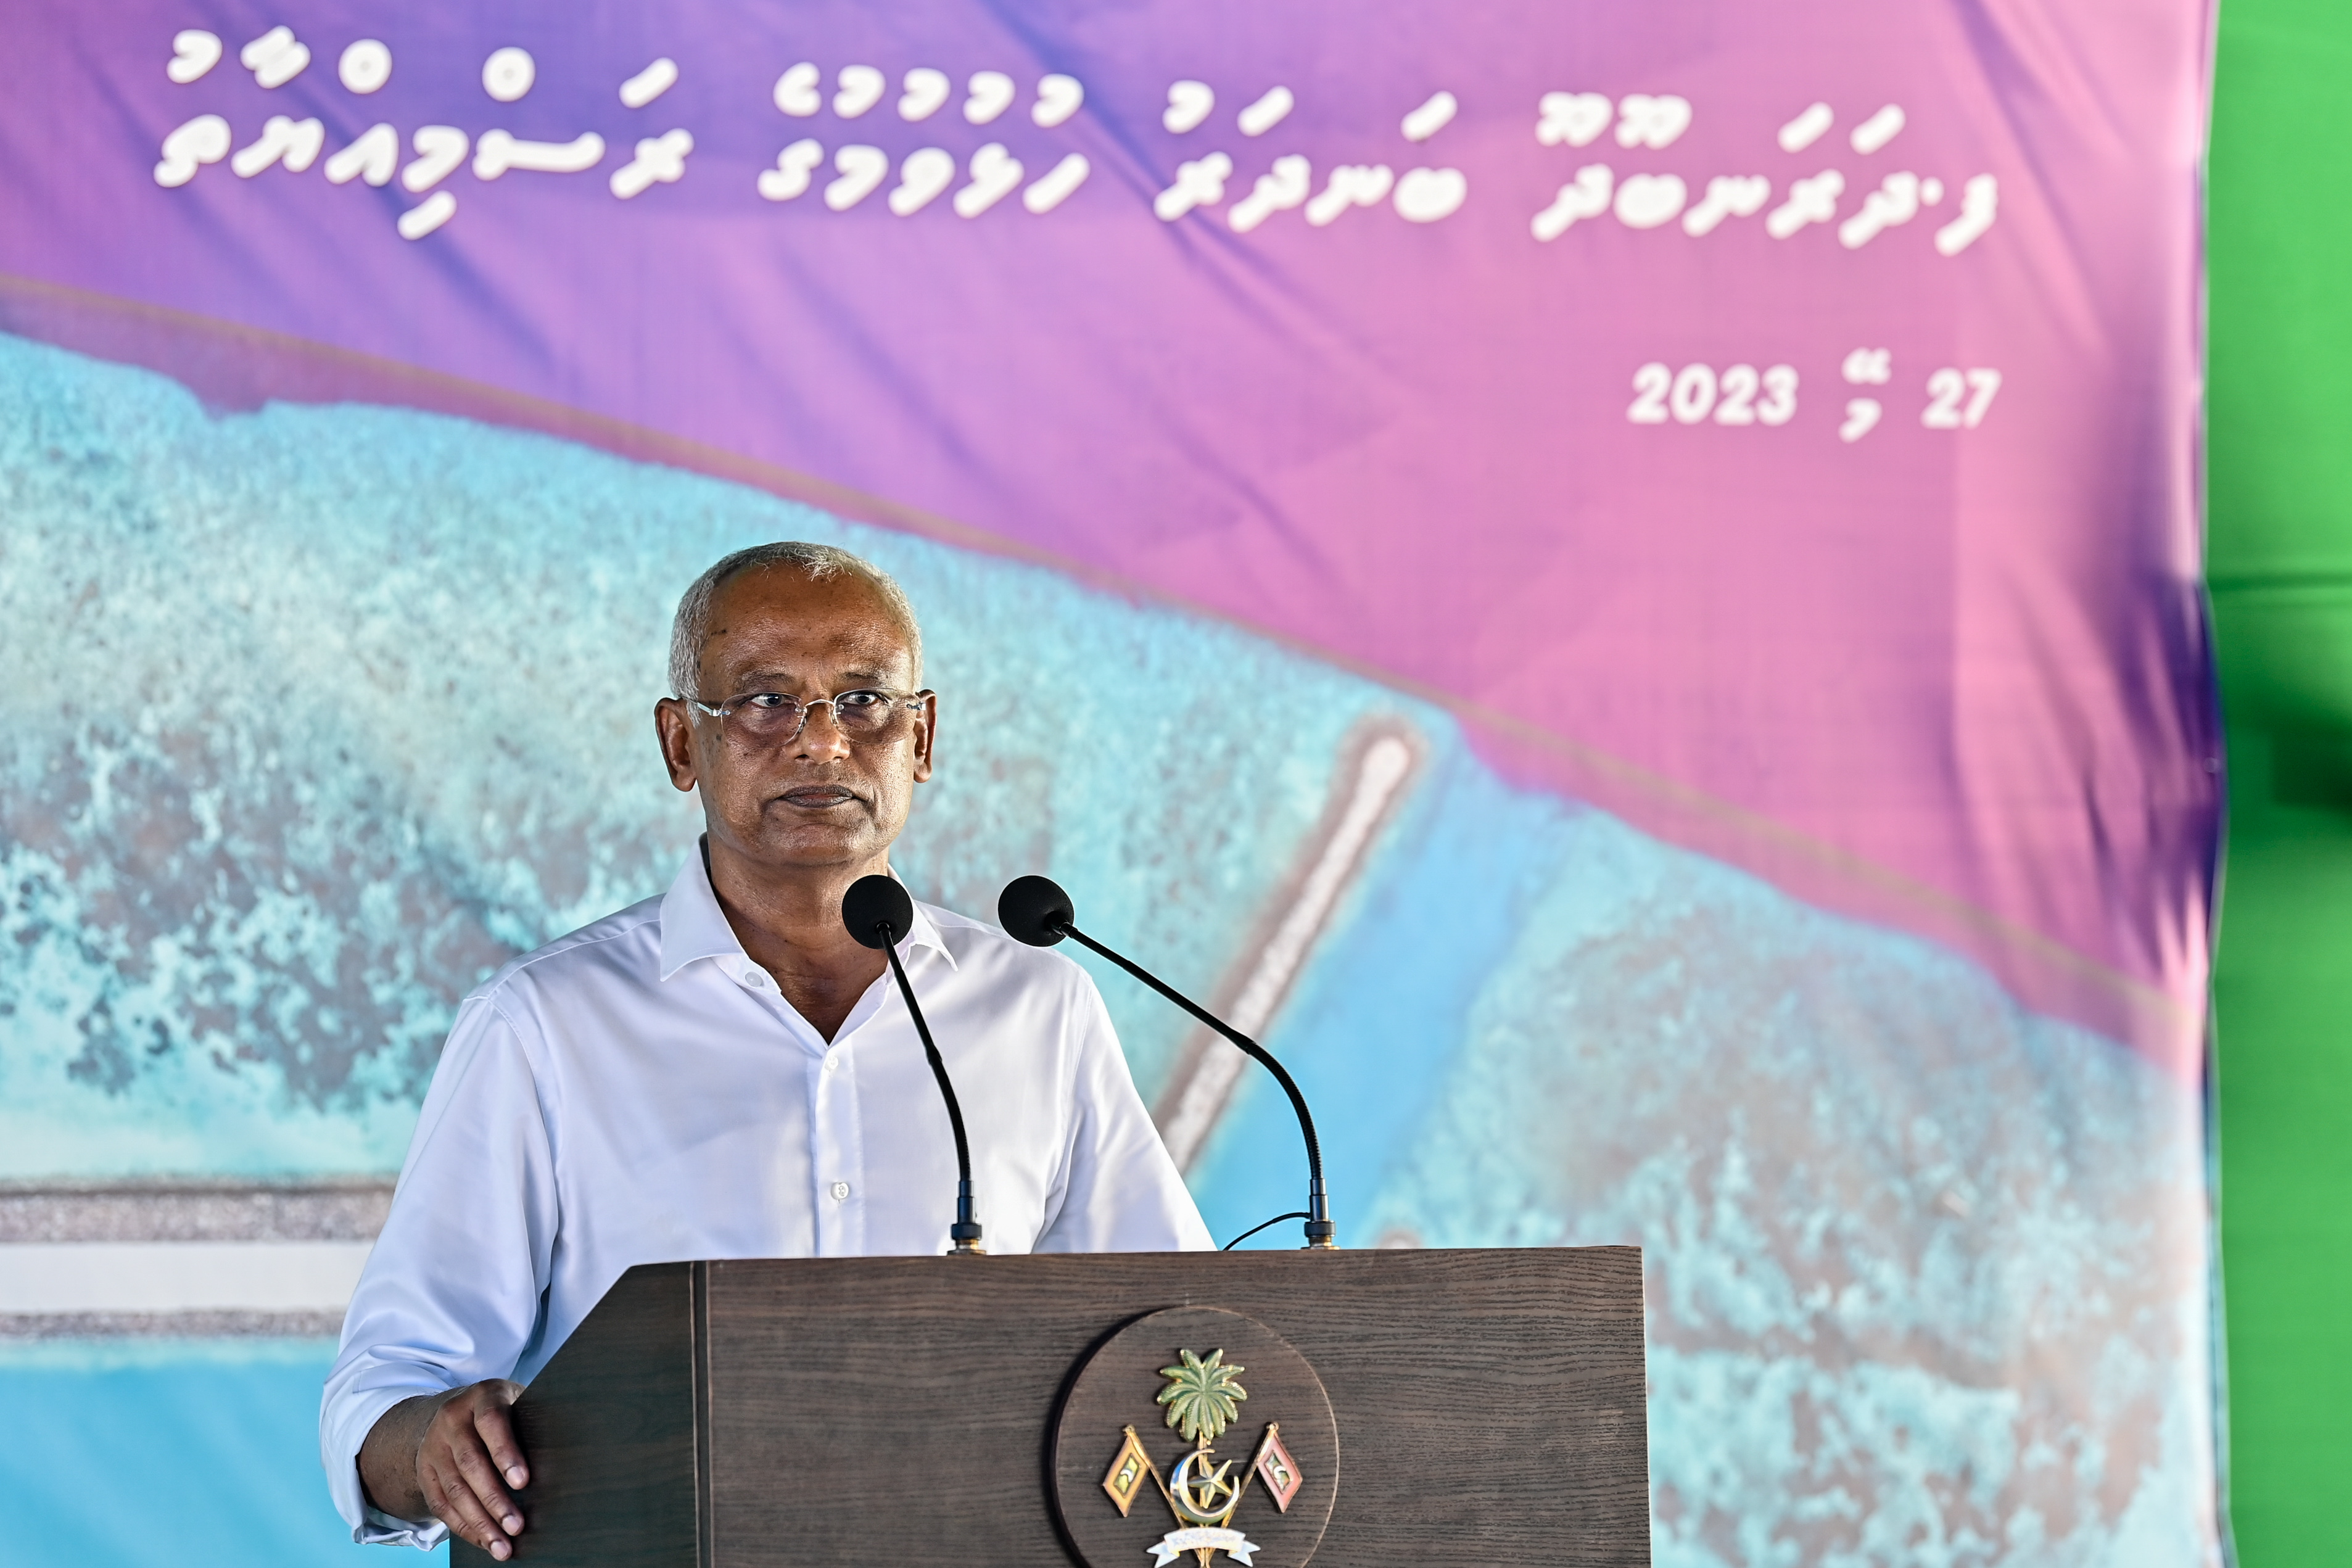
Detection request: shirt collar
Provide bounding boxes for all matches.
[658,840,956,980]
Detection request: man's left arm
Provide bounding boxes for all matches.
[1032,975,1214,1253]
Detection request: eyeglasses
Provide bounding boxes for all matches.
[687,688,931,746]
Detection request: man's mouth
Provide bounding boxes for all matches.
[778,785,857,809]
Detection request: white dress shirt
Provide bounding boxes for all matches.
[321,850,1210,1546]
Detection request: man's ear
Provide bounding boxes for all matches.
[654,698,699,794]
[911,692,937,784]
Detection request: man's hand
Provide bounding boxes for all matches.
[358,1379,530,1559]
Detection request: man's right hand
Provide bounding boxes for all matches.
[358,1379,530,1560]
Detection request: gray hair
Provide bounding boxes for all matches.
[667,542,923,698]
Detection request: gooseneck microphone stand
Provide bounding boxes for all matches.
[997,875,1335,1249]
[843,875,984,1255]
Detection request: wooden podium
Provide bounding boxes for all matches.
[454,1247,1649,1567]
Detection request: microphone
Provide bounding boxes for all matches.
[997,875,1335,1249]
[842,874,984,1255]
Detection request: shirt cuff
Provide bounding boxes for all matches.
[353,1498,450,1549]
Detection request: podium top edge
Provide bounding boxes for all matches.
[621,1245,1642,1276]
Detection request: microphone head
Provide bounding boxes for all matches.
[997,875,1075,947]
[842,875,914,950]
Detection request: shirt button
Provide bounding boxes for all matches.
[823,1053,840,1072]
[830,1181,852,1201]
[744,970,767,989]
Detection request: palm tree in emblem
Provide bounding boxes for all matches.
[1158,1347,1247,1449]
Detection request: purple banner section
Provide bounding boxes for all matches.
[0,0,2214,1065]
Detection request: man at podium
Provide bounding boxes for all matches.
[321,543,1211,1558]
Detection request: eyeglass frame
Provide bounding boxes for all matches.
[682,686,935,748]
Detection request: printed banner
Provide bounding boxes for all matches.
[0,2,2219,1563]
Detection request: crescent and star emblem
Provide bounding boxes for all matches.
[1168,1450,1241,1525]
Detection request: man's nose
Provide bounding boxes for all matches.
[791,700,854,758]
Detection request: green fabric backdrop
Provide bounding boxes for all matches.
[2210,0,2352,1557]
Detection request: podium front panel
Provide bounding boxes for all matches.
[468,1246,1648,1567]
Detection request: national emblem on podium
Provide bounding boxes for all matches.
[1100,1347,1306,1567]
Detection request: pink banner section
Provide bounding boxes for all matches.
[0,0,2214,1064]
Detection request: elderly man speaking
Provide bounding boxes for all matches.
[321,542,1210,1556]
